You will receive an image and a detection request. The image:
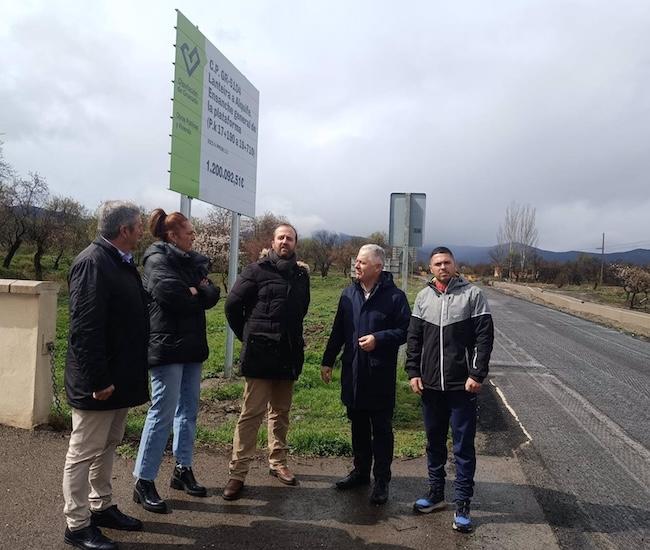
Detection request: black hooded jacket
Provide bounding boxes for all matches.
[225,250,310,380]
[65,238,149,410]
[142,242,220,367]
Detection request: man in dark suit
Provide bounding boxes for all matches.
[62,201,149,550]
[321,244,411,505]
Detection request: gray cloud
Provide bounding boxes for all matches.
[1,0,648,252]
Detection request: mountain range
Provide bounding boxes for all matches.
[415,244,650,266]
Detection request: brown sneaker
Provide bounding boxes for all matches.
[222,478,244,500]
[269,465,297,486]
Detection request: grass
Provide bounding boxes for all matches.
[47,270,430,457]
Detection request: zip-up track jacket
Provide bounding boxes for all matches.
[406,276,494,391]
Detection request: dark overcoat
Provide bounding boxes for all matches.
[65,238,149,410]
[322,271,411,410]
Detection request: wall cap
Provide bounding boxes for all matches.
[0,279,60,295]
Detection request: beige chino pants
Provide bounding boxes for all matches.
[62,407,129,530]
[229,377,294,481]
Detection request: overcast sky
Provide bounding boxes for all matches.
[1,0,649,252]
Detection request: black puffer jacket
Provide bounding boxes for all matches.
[225,251,310,380]
[143,242,220,366]
[65,238,149,410]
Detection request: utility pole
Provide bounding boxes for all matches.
[599,232,605,287]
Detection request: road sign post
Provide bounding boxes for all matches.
[389,193,426,292]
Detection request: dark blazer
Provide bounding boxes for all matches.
[225,252,310,380]
[142,242,220,367]
[65,238,149,410]
[322,271,411,410]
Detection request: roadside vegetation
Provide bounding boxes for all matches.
[50,269,427,458]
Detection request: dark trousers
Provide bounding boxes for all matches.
[347,407,394,483]
[421,389,477,502]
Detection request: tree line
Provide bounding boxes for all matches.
[0,144,387,286]
[483,201,649,310]
[2,146,647,309]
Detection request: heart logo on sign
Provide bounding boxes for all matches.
[180,43,200,77]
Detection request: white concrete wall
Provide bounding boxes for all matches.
[0,279,59,429]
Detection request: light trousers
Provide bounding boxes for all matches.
[62,407,128,530]
[229,377,294,481]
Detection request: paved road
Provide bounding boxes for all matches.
[485,287,650,550]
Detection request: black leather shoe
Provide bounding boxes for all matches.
[170,464,207,497]
[64,525,117,550]
[335,470,371,490]
[91,505,142,531]
[133,479,169,514]
[370,480,389,505]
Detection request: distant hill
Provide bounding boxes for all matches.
[415,244,650,267]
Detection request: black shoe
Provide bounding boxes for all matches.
[64,525,117,550]
[91,505,142,531]
[335,470,371,490]
[370,480,389,505]
[170,464,207,497]
[133,479,169,514]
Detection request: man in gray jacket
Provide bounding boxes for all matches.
[406,246,494,533]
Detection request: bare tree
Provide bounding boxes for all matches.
[49,197,88,270]
[311,230,341,277]
[1,172,49,268]
[489,226,508,277]
[365,231,389,249]
[0,145,17,262]
[496,202,538,280]
[332,240,359,277]
[517,203,538,278]
[240,211,289,264]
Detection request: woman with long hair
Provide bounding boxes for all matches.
[133,208,220,513]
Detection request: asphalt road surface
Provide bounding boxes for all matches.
[485,287,650,550]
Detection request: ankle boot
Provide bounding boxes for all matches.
[170,464,207,497]
[133,479,169,514]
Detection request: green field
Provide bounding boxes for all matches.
[50,272,428,458]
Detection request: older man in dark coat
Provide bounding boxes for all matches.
[321,244,411,505]
[62,201,149,550]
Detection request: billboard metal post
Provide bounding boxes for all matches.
[180,195,192,218]
[224,211,240,378]
[401,193,410,293]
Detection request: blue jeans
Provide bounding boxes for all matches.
[421,389,478,502]
[133,363,202,481]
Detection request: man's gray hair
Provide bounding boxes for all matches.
[97,200,141,239]
[359,244,385,267]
